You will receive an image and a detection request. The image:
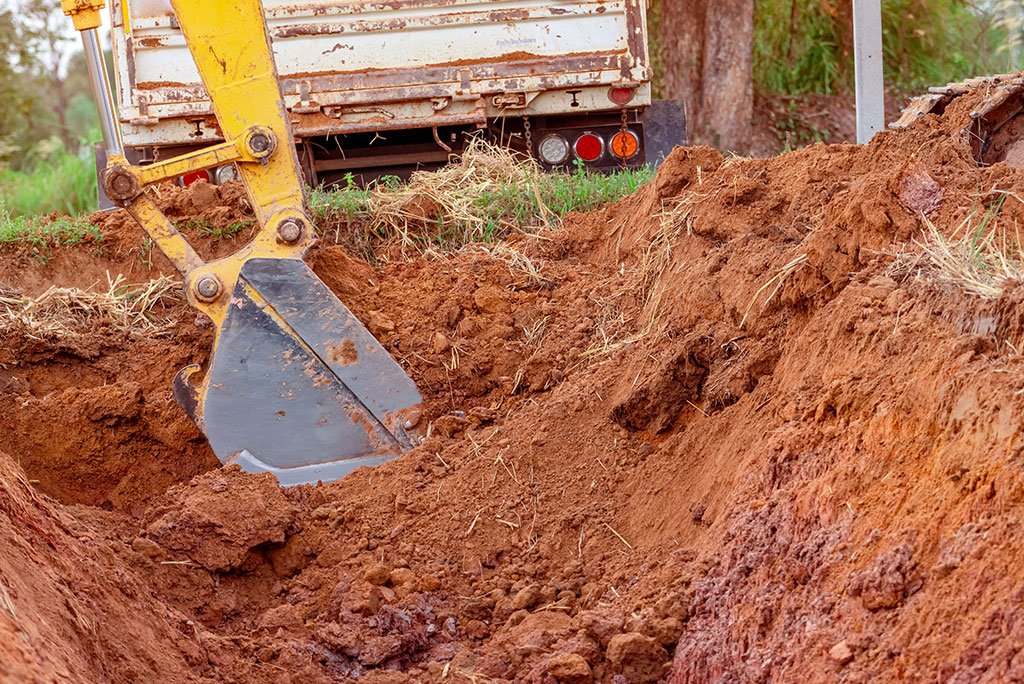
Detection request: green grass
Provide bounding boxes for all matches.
[1,148,651,260]
[0,199,100,250]
[308,172,378,224]
[310,161,653,253]
[0,143,97,218]
[470,163,653,239]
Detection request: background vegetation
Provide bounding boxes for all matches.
[752,0,1021,95]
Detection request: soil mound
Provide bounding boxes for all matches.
[2,88,1024,682]
[0,450,208,683]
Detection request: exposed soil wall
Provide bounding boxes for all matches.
[2,90,1024,683]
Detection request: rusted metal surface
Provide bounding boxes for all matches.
[113,0,652,149]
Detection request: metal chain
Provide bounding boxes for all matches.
[523,116,533,157]
[619,108,629,168]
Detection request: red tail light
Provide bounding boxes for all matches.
[574,133,604,162]
[609,86,635,106]
[181,170,210,186]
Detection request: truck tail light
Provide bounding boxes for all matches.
[537,134,570,166]
[609,86,635,106]
[609,130,639,159]
[574,133,604,162]
[213,163,240,185]
[180,170,210,186]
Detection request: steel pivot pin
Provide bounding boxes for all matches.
[195,275,222,302]
[277,218,304,244]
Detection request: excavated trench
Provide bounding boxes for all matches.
[3,92,1024,683]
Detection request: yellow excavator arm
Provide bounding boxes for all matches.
[63,0,423,485]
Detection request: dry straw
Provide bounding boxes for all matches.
[892,191,1024,298]
[912,213,1024,298]
[0,273,179,339]
[368,137,544,250]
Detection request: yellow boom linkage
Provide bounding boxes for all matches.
[63,0,423,485]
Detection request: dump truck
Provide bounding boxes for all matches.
[102,0,671,190]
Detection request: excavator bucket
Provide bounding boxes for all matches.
[162,0,423,485]
[173,259,422,486]
[65,0,423,485]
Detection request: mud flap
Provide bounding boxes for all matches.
[643,98,688,167]
[173,258,422,486]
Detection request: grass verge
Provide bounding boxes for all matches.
[0,200,101,250]
[3,140,651,257]
[311,139,653,254]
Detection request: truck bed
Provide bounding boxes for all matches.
[112,0,651,148]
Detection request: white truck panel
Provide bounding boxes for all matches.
[109,0,651,148]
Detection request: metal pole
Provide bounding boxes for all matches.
[853,0,885,144]
[80,27,124,158]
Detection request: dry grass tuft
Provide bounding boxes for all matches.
[0,273,179,339]
[893,192,1024,298]
[912,215,1024,298]
[368,138,539,251]
[471,243,549,289]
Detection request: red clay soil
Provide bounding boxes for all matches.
[3,90,1024,683]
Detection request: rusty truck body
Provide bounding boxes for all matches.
[107,0,666,186]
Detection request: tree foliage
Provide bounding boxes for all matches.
[752,0,1016,96]
[0,0,97,169]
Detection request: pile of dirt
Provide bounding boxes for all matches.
[3,87,1024,682]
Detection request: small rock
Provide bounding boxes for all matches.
[898,167,943,216]
[131,536,164,560]
[578,607,624,646]
[364,563,390,586]
[389,567,416,587]
[464,619,489,640]
[605,632,668,683]
[650,617,684,647]
[546,652,593,683]
[492,597,515,623]
[348,583,383,617]
[512,583,543,610]
[368,311,395,333]
[830,640,854,665]
[417,574,442,592]
[432,332,451,354]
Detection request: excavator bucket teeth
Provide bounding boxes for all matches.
[172,258,422,486]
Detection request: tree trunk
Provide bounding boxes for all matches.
[659,0,754,151]
[660,0,706,138]
[699,0,754,149]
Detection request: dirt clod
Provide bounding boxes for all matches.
[546,652,594,683]
[606,632,668,682]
